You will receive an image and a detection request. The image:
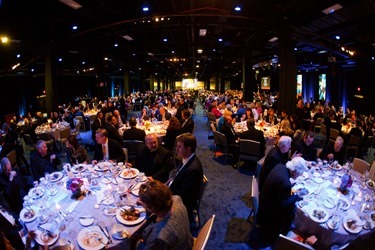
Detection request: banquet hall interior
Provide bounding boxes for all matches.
[1,1,375,250]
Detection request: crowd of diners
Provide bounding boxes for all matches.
[0,88,375,249]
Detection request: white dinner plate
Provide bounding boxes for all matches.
[79,216,95,227]
[77,226,108,250]
[71,164,87,174]
[28,187,45,199]
[35,223,59,246]
[131,182,143,196]
[308,207,330,223]
[95,162,111,172]
[116,205,146,226]
[20,207,38,222]
[314,177,324,184]
[119,168,139,179]
[49,172,64,182]
[330,164,342,171]
[343,215,362,234]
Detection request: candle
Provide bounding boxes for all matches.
[107,184,112,190]
[94,204,99,209]
[56,203,61,210]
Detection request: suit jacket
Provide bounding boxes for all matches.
[156,111,172,121]
[0,170,29,214]
[0,197,24,250]
[169,154,203,222]
[258,164,299,235]
[259,146,288,191]
[93,138,125,163]
[104,123,123,145]
[181,118,195,134]
[30,151,61,181]
[123,127,146,142]
[239,127,266,157]
[91,117,105,140]
[134,146,173,182]
[219,122,237,145]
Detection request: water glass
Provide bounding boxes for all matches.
[331,213,340,229]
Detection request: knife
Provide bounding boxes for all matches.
[98,225,111,244]
[104,226,113,244]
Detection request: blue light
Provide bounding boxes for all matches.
[72,25,78,30]
[335,36,340,40]
[16,54,21,58]
[58,58,63,62]
[218,38,223,42]
[163,38,168,42]
[234,6,241,12]
[143,7,149,12]
[114,43,118,47]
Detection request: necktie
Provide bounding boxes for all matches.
[166,161,183,187]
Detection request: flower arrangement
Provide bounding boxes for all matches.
[66,178,83,192]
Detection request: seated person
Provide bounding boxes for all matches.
[92,128,125,164]
[163,116,182,151]
[259,135,291,191]
[0,157,30,213]
[129,180,193,249]
[129,133,173,183]
[239,118,266,158]
[123,117,146,142]
[104,115,123,145]
[257,157,308,244]
[180,109,195,134]
[30,140,61,181]
[165,133,203,225]
[292,130,317,161]
[65,135,88,165]
[264,108,278,125]
[319,136,345,165]
[219,115,239,166]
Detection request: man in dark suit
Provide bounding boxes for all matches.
[91,111,105,141]
[104,115,123,145]
[166,133,203,224]
[180,109,195,134]
[291,130,317,161]
[219,114,239,166]
[239,118,266,158]
[259,135,291,191]
[156,106,172,121]
[130,133,173,182]
[258,157,307,245]
[30,140,61,181]
[123,117,146,142]
[92,128,125,164]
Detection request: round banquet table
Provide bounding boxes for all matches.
[293,162,375,248]
[21,164,147,250]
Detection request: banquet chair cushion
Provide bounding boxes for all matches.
[193,214,215,250]
[273,234,314,250]
[352,157,370,175]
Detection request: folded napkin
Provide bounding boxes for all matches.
[65,200,79,213]
[53,191,69,204]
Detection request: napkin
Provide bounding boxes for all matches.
[66,201,79,213]
[53,191,69,204]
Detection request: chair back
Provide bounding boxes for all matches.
[212,130,231,164]
[193,214,215,250]
[256,157,265,178]
[352,157,370,175]
[6,150,17,168]
[369,161,375,181]
[122,148,129,163]
[321,123,327,136]
[60,127,71,140]
[274,234,314,250]
[123,140,144,161]
[238,139,261,164]
[207,112,217,123]
[196,175,208,228]
[348,135,361,146]
[75,116,85,131]
[247,175,260,225]
[329,128,340,144]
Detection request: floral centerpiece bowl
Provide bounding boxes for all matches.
[66,177,84,199]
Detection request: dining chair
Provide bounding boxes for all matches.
[122,148,129,163]
[123,140,144,162]
[192,214,215,250]
[369,161,375,181]
[237,139,261,171]
[6,149,17,169]
[344,135,361,161]
[352,157,370,175]
[22,133,36,154]
[75,116,86,132]
[329,128,340,145]
[247,175,259,227]
[363,135,374,156]
[196,175,208,228]
[57,127,71,153]
[212,130,231,164]
[256,157,265,179]
[70,119,81,139]
[313,118,322,133]
[88,114,97,130]
[273,234,314,250]
[37,132,56,151]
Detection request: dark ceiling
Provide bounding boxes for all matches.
[0,0,374,81]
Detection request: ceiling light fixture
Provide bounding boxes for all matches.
[269,37,278,42]
[197,49,203,54]
[321,4,343,15]
[59,0,82,10]
[123,35,133,41]
[199,29,207,36]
